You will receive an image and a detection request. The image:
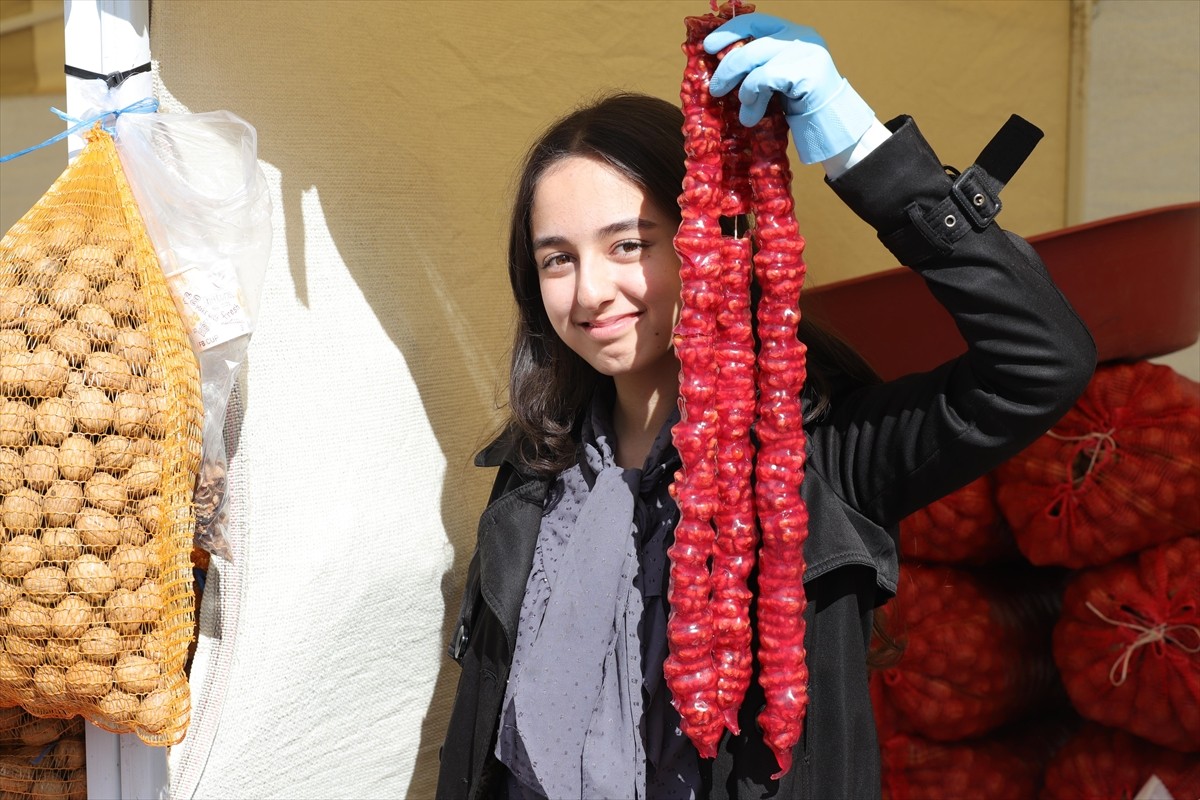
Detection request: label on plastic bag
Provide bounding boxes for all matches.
[167,258,253,350]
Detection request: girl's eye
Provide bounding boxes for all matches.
[540,253,573,270]
[615,240,648,257]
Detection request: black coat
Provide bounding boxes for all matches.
[437,116,1097,799]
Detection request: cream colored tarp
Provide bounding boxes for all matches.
[144,1,1075,797]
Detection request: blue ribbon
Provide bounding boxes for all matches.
[31,741,55,766]
[0,97,159,164]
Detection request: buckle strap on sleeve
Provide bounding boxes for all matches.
[975,114,1045,187]
[880,114,1044,266]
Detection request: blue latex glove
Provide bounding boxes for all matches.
[704,12,875,164]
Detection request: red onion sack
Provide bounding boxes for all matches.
[879,726,1059,800]
[899,474,1019,565]
[996,362,1199,568]
[873,563,1061,741]
[1053,534,1199,753]
[1040,723,1200,800]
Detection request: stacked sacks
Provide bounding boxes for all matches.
[873,478,1065,799]
[997,362,1199,796]
[877,362,1199,798]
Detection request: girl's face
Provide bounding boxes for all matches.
[532,156,682,386]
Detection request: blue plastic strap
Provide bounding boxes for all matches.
[0,97,159,164]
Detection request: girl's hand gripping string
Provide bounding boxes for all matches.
[703,12,876,165]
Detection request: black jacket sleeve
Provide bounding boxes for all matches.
[811,115,1097,526]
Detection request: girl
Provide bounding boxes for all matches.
[438,13,1095,800]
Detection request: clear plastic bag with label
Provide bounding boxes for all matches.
[114,109,272,561]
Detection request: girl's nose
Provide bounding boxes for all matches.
[575,257,616,310]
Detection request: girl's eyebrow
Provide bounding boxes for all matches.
[532,218,659,251]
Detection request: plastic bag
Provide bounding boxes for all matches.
[113,110,272,562]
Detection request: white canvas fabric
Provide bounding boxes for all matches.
[164,140,467,798]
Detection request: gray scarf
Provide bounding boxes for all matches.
[496,404,650,799]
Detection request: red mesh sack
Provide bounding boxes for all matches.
[1053,535,1199,753]
[1040,723,1200,800]
[996,362,1199,568]
[872,563,1062,741]
[899,474,1019,565]
[879,725,1061,800]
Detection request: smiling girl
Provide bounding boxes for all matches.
[531,156,683,468]
[438,12,1095,800]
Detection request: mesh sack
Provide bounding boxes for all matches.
[0,126,203,746]
[872,563,1063,741]
[996,362,1200,568]
[879,722,1065,800]
[0,707,86,799]
[899,474,1019,565]
[1040,723,1200,800]
[1052,534,1199,753]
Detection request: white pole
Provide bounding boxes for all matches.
[65,10,170,797]
[63,0,151,159]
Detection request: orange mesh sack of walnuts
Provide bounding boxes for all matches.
[0,125,203,746]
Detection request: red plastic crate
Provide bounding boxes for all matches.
[805,203,1200,381]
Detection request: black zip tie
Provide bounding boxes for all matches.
[64,61,151,90]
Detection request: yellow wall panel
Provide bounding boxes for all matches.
[0,0,64,95]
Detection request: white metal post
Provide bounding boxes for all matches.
[64,2,171,797]
[63,0,151,159]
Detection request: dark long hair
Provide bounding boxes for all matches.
[503,92,879,477]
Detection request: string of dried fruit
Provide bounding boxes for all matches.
[664,10,729,759]
[746,98,811,779]
[672,0,813,775]
[672,0,810,775]
[707,46,760,736]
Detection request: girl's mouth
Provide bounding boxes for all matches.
[581,313,640,338]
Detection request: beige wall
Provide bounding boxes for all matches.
[3,1,1072,282]
[0,91,66,230]
[1077,0,1200,222]
[141,3,1072,796]
[0,0,65,95]
[1077,0,1200,379]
